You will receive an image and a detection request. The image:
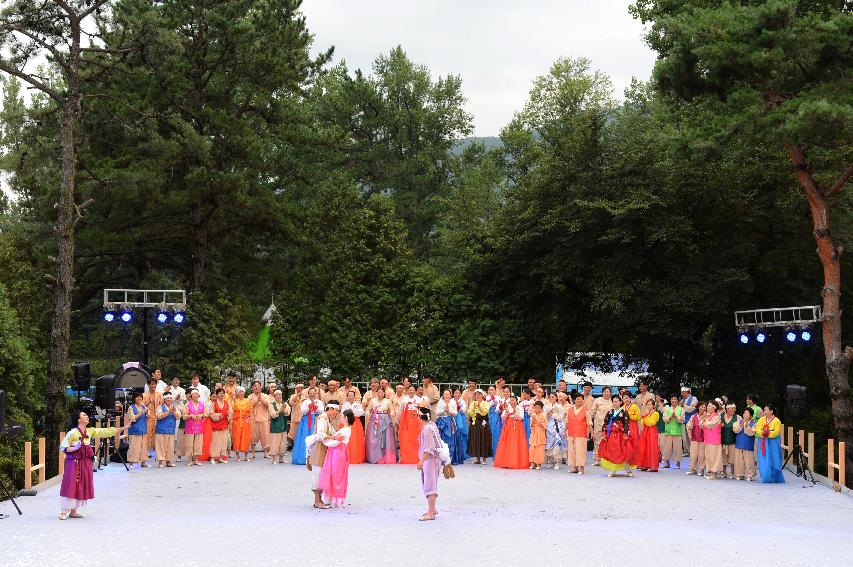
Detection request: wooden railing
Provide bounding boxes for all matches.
[828,438,847,491]
[781,424,847,490]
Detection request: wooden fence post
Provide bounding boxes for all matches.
[24,440,32,489]
[828,439,847,491]
[37,437,46,485]
[58,431,65,477]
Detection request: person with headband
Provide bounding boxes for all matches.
[231,386,252,461]
[416,405,442,521]
[721,402,739,479]
[701,400,723,479]
[155,393,181,468]
[268,389,291,464]
[307,400,340,509]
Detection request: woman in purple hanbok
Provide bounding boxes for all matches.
[416,406,442,521]
[59,411,129,520]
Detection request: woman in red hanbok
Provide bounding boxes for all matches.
[599,396,635,477]
[342,391,366,464]
[398,386,423,464]
[636,398,660,471]
[493,396,529,469]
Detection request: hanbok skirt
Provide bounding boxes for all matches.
[468,414,492,459]
[454,411,468,463]
[348,416,366,464]
[437,416,462,465]
[600,429,636,471]
[366,413,397,464]
[636,424,660,471]
[757,436,786,483]
[199,418,213,461]
[545,417,568,459]
[291,413,315,465]
[319,443,350,506]
[493,418,528,469]
[523,412,531,442]
[398,410,422,464]
[627,420,640,466]
[60,447,95,510]
[488,406,502,456]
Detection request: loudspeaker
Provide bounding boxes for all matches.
[0,389,6,432]
[94,375,116,410]
[72,361,92,391]
[786,384,808,421]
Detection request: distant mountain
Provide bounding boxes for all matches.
[451,136,502,155]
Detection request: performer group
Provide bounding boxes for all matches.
[59,371,787,520]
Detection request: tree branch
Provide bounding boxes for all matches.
[51,0,77,21]
[5,25,67,66]
[80,0,111,21]
[0,58,60,100]
[824,164,853,199]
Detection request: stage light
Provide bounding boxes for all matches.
[801,330,811,342]
[119,309,133,324]
[156,311,169,324]
[785,331,797,343]
[173,311,185,324]
[739,333,749,344]
[755,330,767,344]
[104,311,115,323]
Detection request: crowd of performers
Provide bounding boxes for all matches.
[57,371,787,520]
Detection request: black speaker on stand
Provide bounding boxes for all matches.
[783,384,814,483]
[786,384,808,420]
[72,361,92,391]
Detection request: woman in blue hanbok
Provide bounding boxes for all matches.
[435,390,462,465]
[755,405,785,483]
[486,386,503,456]
[453,389,468,463]
[292,389,323,465]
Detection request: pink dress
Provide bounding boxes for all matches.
[185,401,205,434]
[318,427,352,507]
[418,421,442,497]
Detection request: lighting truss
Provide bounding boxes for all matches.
[733,305,821,329]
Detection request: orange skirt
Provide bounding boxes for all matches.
[199,418,213,461]
[398,411,422,464]
[493,418,529,469]
[348,417,366,464]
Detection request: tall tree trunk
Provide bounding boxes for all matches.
[788,143,853,484]
[46,70,82,477]
[191,204,208,291]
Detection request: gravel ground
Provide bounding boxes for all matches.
[1,454,852,567]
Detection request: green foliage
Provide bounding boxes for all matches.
[0,283,38,489]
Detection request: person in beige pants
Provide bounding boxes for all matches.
[589,387,613,465]
[154,394,181,467]
[685,401,706,475]
[732,408,757,480]
[126,393,150,468]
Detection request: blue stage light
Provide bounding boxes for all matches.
[119,309,133,324]
[801,330,811,342]
[173,312,185,324]
[156,311,169,324]
[786,331,797,343]
[104,312,115,323]
[755,331,767,344]
[739,333,749,344]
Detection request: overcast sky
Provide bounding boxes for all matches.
[300,0,658,136]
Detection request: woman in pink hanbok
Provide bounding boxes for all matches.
[318,410,354,507]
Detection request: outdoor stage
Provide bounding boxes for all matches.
[2,455,852,566]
